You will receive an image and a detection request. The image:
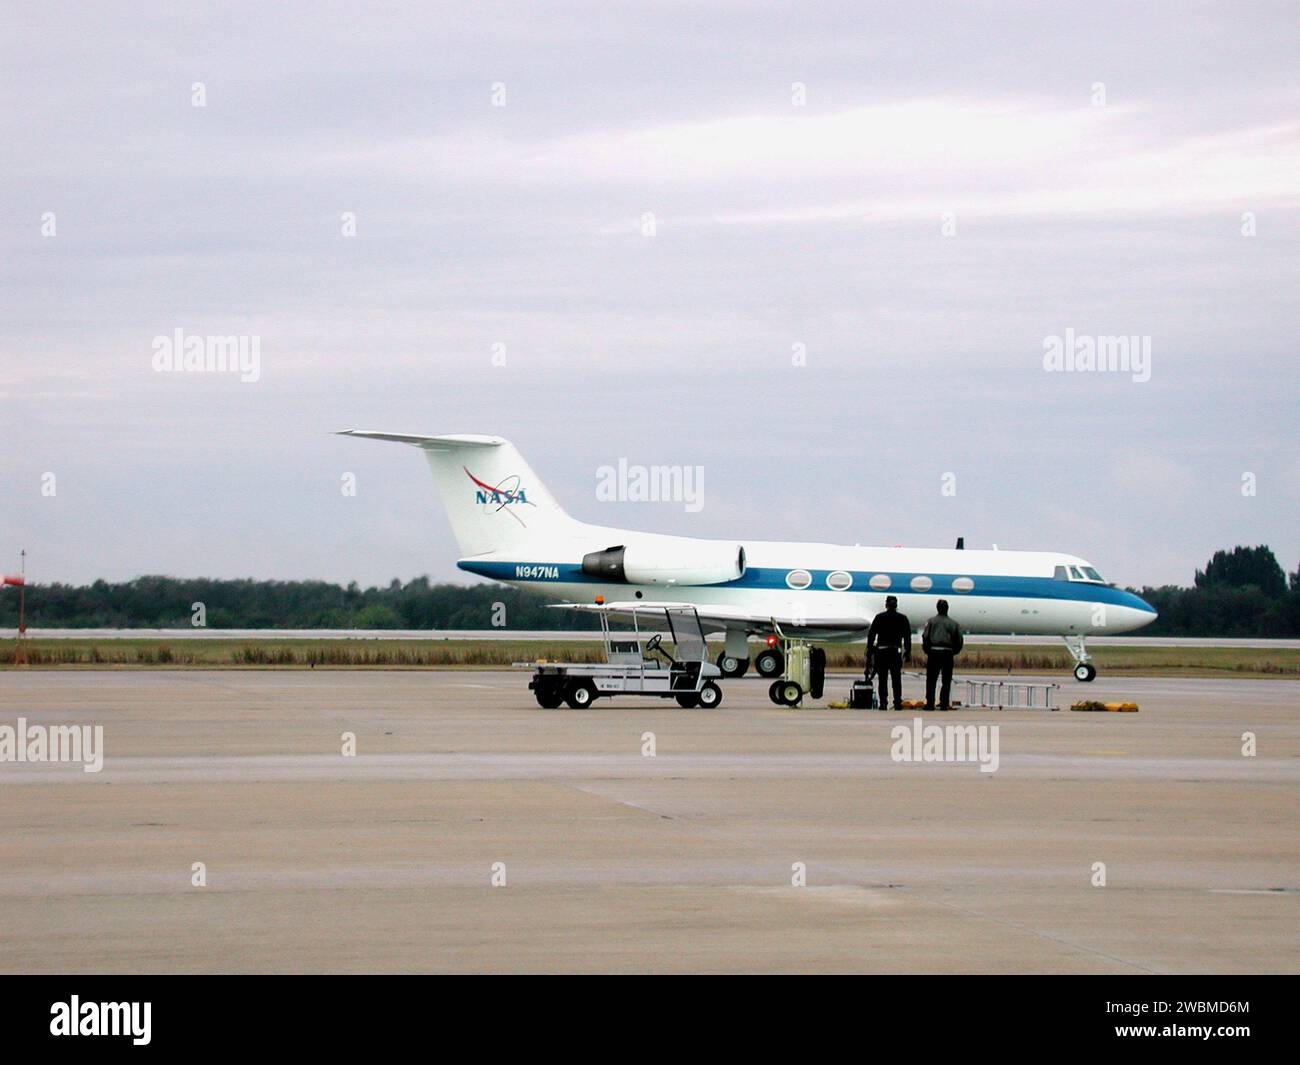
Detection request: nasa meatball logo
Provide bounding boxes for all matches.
[464,466,535,526]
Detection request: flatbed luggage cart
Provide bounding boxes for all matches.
[526,603,724,710]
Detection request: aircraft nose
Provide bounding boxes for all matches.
[1113,590,1158,631]
[1128,590,1157,616]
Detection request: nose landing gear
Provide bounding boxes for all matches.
[1065,637,1096,681]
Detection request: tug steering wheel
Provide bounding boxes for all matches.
[645,633,678,666]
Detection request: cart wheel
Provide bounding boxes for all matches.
[675,694,700,708]
[534,688,563,710]
[717,653,749,678]
[565,681,596,709]
[779,681,803,706]
[755,649,784,677]
[768,680,786,705]
[697,681,722,709]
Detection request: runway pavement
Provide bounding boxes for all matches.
[7,627,1300,647]
[0,670,1296,973]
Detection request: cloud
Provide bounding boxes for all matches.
[318,100,1298,229]
[1,4,1296,587]
[1111,453,1196,496]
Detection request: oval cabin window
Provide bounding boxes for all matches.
[910,575,933,592]
[952,577,975,592]
[786,569,812,590]
[869,574,891,590]
[826,570,852,591]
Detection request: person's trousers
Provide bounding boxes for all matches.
[874,650,903,708]
[925,650,954,709]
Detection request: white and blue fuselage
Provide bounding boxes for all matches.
[459,540,1156,639]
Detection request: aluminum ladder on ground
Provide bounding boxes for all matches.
[963,678,1060,711]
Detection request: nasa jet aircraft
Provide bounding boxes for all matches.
[339,431,1157,681]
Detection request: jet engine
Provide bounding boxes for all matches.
[581,543,746,586]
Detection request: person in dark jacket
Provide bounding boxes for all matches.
[921,599,964,711]
[866,595,912,710]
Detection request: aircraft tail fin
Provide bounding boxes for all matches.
[337,431,581,557]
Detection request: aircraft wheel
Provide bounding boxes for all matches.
[755,648,784,677]
[717,653,749,678]
[565,681,597,709]
[779,681,803,706]
[768,681,785,705]
[676,694,700,708]
[697,681,722,709]
[1074,663,1097,682]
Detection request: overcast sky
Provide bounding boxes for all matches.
[2,2,1296,590]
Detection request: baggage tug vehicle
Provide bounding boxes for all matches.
[528,603,723,709]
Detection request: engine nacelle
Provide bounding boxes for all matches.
[581,543,746,586]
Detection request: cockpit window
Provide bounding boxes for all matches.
[1056,563,1105,583]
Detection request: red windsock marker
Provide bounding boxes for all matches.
[2,574,23,586]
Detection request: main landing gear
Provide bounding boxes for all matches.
[754,647,784,678]
[716,652,750,678]
[717,629,751,678]
[1065,636,1097,682]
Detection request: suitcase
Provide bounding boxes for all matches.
[848,679,877,709]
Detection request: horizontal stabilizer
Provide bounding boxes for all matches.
[336,430,504,449]
[338,430,581,556]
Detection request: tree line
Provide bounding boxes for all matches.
[2,545,1296,637]
[1136,545,1300,638]
[0,576,600,631]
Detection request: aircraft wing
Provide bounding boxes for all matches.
[553,601,871,638]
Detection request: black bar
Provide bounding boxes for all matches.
[0,976,1289,1052]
